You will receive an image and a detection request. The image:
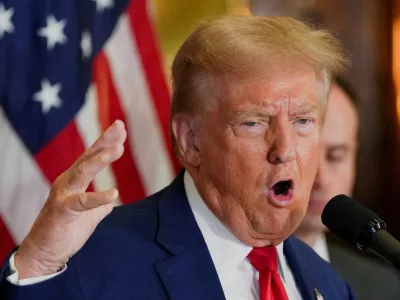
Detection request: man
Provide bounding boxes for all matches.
[295,77,400,299]
[0,16,354,299]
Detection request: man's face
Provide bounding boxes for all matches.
[300,84,358,232]
[191,69,323,247]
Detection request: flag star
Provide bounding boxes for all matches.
[81,31,92,59]
[0,3,14,38]
[92,0,114,11]
[38,15,67,50]
[33,79,62,114]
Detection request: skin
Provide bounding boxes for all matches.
[15,121,126,278]
[295,84,358,246]
[172,68,324,247]
[15,67,325,279]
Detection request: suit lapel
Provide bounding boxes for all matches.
[154,243,226,300]
[154,171,226,300]
[284,237,315,299]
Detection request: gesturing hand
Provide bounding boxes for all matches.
[14,120,127,279]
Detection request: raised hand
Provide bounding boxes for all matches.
[14,120,127,279]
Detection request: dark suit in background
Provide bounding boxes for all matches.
[327,233,400,300]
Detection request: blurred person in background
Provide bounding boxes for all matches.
[295,76,400,300]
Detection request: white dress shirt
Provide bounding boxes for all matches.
[7,253,66,285]
[7,171,302,300]
[184,171,302,300]
[312,233,330,262]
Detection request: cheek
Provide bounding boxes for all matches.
[201,129,262,170]
[334,162,356,194]
[296,138,320,205]
[219,132,267,163]
[202,137,269,196]
[222,140,267,186]
[236,139,267,160]
[296,137,320,175]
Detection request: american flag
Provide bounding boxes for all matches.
[0,0,181,263]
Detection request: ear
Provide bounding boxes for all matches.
[171,115,201,167]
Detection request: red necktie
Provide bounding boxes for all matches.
[248,246,289,300]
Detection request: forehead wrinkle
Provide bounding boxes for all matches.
[249,95,316,112]
[223,76,321,119]
[229,96,319,120]
[228,75,316,100]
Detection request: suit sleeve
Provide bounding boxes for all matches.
[0,250,85,300]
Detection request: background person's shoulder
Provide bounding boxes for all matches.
[327,232,400,300]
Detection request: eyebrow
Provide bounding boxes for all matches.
[228,110,270,123]
[327,144,350,152]
[229,102,320,120]
[230,110,269,118]
[290,102,320,115]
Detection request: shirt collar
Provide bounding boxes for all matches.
[184,171,287,280]
[313,233,330,262]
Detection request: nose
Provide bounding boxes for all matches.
[267,119,296,164]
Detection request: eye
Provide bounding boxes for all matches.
[327,149,347,163]
[293,117,315,134]
[236,121,266,137]
[293,118,314,128]
[243,121,258,127]
[327,154,344,163]
[296,118,311,125]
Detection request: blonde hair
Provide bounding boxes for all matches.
[170,15,349,155]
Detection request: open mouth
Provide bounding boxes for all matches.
[267,179,294,205]
[272,180,293,196]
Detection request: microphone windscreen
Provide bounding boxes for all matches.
[321,194,378,246]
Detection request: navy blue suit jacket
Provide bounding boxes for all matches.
[0,172,355,300]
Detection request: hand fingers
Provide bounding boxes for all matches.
[64,189,118,212]
[66,143,124,191]
[91,120,127,153]
[73,120,127,168]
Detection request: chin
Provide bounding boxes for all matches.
[252,208,304,244]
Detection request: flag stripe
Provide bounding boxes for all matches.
[76,84,121,206]
[0,218,15,263]
[92,51,146,203]
[35,121,87,183]
[104,14,174,195]
[127,0,181,174]
[0,108,50,262]
[34,121,95,192]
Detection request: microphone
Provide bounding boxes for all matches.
[322,194,400,272]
